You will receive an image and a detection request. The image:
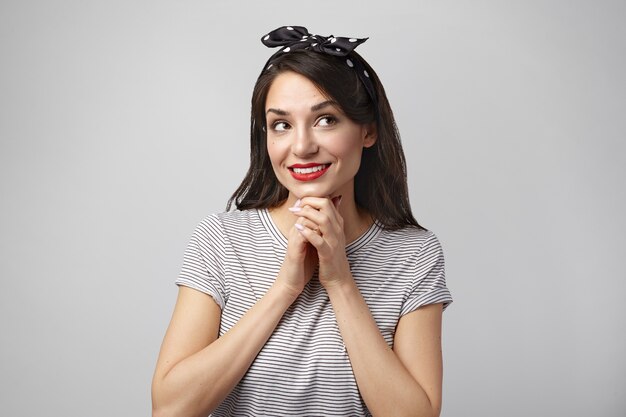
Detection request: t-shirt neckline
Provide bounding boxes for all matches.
[258,207,382,255]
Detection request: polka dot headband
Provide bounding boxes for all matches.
[261,25,378,108]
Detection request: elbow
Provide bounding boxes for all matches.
[151,400,168,417]
[151,380,175,417]
[151,376,183,417]
[151,392,167,417]
[152,407,186,417]
[151,402,184,417]
[152,381,215,417]
[152,401,212,417]
[429,403,442,417]
[409,401,441,417]
[151,391,183,417]
[421,399,441,417]
[408,408,440,417]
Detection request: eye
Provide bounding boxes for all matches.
[316,115,337,127]
[271,121,290,132]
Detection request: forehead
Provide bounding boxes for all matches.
[265,71,328,110]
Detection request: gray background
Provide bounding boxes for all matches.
[1,0,624,416]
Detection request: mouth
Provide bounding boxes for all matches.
[288,163,331,181]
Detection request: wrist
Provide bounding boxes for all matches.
[269,281,302,305]
[322,275,357,298]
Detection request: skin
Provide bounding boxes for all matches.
[264,70,377,261]
[151,71,445,417]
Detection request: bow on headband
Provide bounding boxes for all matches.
[261,26,378,108]
[262,26,368,57]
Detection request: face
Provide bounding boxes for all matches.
[265,71,376,201]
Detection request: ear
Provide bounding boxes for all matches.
[362,123,377,148]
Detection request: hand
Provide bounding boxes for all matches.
[274,213,318,299]
[289,196,352,289]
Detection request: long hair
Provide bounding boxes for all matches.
[227,49,424,231]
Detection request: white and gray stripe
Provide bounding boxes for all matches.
[176,208,453,416]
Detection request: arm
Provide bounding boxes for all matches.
[326,282,444,417]
[292,197,445,417]
[152,222,317,417]
[151,284,298,417]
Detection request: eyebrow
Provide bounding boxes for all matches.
[266,100,338,116]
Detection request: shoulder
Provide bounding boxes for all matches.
[354,225,443,276]
[374,225,442,256]
[194,209,260,231]
[191,209,265,243]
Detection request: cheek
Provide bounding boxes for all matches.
[266,139,284,168]
[326,131,364,160]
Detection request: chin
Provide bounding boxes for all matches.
[287,184,334,199]
[292,190,331,199]
[279,174,352,200]
[292,184,351,201]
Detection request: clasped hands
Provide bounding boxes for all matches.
[279,195,352,296]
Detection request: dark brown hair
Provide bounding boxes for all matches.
[227,49,424,231]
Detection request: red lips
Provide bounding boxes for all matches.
[288,163,331,181]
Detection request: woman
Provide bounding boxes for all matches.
[152,26,453,417]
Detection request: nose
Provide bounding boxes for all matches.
[291,126,318,158]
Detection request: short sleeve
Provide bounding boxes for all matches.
[175,215,227,309]
[400,231,453,316]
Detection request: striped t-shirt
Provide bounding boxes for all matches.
[176,208,453,416]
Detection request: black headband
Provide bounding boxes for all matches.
[260,26,378,108]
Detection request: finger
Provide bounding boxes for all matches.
[286,219,313,252]
[295,222,326,249]
[291,205,334,236]
[292,196,340,222]
[298,196,342,224]
[298,196,337,212]
[294,217,341,256]
[295,217,322,235]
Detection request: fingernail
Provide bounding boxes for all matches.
[289,199,302,212]
[294,223,304,231]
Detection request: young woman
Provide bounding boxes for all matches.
[152,26,453,417]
